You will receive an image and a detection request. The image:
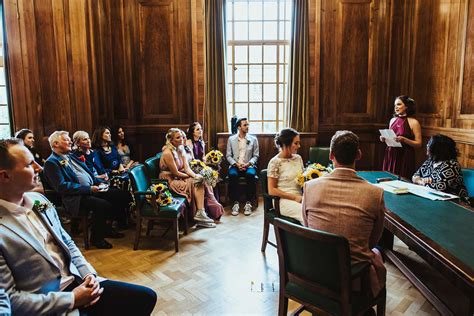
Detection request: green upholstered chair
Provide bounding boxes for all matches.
[144,155,161,184]
[39,171,91,249]
[260,169,301,253]
[273,218,386,316]
[129,164,187,252]
[308,146,331,167]
[462,168,474,206]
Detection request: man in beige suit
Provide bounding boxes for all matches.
[302,130,386,297]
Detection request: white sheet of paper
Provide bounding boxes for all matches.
[379,129,402,147]
[373,180,458,200]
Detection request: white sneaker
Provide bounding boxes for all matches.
[194,210,214,223]
[197,222,216,228]
[244,202,252,216]
[231,202,239,216]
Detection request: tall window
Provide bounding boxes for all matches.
[0,4,11,138]
[226,0,292,133]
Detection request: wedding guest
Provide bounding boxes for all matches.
[267,128,304,223]
[111,125,138,170]
[381,95,422,179]
[180,130,194,163]
[72,131,108,181]
[0,138,157,315]
[159,128,216,228]
[413,134,468,201]
[15,128,44,165]
[186,122,205,161]
[91,126,127,175]
[303,130,386,298]
[226,118,259,216]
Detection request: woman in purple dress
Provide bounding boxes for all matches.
[380,95,422,179]
[185,123,224,220]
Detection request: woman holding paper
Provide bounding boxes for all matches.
[412,134,468,201]
[381,95,422,178]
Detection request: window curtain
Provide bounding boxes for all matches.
[204,0,228,148]
[286,0,310,132]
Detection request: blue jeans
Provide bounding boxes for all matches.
[228,166,257,202]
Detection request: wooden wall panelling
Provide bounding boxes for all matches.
[458,0,474,122]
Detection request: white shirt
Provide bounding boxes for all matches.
[237,135,248,164]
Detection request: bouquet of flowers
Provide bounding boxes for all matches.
[204,150,224,165]
[189,159,219,187]
[296,163,333,187]
[147,183,173,207]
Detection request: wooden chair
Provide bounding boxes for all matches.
[260,169,301,253]
[274,218,386,316]
[129,164,187,252]
[462,168,474,206]
[144,155,161,184]
[39,171,91,249]
[309,146,331,166]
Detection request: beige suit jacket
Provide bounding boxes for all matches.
[302,168,386,295]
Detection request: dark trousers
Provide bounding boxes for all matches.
[79,195,112,241]
[228,166,257,202]
[67,280,157,316]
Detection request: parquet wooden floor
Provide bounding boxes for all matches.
[80,200,440,315]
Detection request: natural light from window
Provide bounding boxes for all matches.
[0,4,11,138]
[226,0,292,133]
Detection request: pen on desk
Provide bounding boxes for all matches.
[428,191,451,198]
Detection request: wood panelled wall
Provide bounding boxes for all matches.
[4,0,474,168]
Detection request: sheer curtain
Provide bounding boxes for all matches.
[286,0,310,132]
[204,0,228,148]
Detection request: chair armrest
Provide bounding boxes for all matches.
[263,194,281,216]
[350,261,370,280]
[263,193,280,201]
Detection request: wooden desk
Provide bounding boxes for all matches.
[358,171,474,316]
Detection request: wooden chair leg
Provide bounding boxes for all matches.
[134,216,142,250]
[183,207,188,235]
[82,216,89,250]
[261,216,270,252]
[278,293,289,316]
[377,291,386,315]
[173,218,179,252]
[146,220,154,236]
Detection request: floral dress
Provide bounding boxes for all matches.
[413,158,468,201]
[267,154,304,223]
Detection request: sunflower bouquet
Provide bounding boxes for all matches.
[296,163,333,187]
[204,150,224,165]
[189,159,219,187]
[147,183,173,207]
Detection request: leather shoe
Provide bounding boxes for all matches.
[91,239,113,249]
[105,228,125,239]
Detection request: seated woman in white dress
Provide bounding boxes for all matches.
[267,128,304,223]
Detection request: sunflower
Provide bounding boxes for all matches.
[306,168,323,180]
[211,156,220,163]
[296,172,305,187]
[151,183,166,194]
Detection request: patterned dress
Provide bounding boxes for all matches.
[382,117,416,179]
[413,158,468,201]
[267,154,304,223]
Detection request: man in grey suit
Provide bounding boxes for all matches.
[0,139,156,315]
[226,118,259,216]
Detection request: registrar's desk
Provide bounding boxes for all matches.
[358,171,474,316]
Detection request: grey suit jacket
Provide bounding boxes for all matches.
[226,134,259,166]
[0,192,97,316]
[0,289,10,316]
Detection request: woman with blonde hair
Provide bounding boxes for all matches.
[159,128,216,227]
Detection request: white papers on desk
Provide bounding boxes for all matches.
[373,180,459,200]
[379,129,402,147]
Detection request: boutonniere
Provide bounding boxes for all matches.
[78,155,86,163]
[59,159,69,167]
[32,200,53,214]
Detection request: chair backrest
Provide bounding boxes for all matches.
[129,164,151,208]
[144,156,161,180]
[308,147,330,166]
[462,168,474,197]
[273,218,352,309]
[260,169,273,212]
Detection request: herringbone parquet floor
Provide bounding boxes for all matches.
[80,201,440,315]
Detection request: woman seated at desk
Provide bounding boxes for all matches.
[412,134,468,202]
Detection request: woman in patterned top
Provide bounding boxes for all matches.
[267,128,304,223]
[412,134,468,201]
